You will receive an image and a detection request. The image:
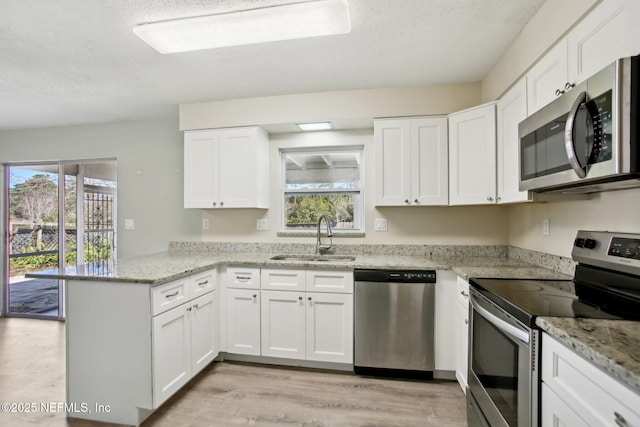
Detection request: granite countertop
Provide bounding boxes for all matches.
[536,317,640,395]
[26,250,570,284]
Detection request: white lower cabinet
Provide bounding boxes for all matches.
[435,270,458,372]
[455,276,469,392]
[541,333,640,426]
[260,269,354,364]
[65,268,218,426]
[225,288,261,355]
[152,278,219,408]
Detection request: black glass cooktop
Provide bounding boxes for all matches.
[469,278,625,327]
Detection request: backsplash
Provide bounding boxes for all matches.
[169,241,575,276]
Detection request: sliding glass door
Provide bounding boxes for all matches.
[4,160,116,320]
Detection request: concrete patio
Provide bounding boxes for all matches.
[8,276,60,317]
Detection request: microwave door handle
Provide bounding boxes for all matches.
[470,295,530,344]
[564,91,588,178]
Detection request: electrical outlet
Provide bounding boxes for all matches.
[256,218,268,230]
[374,218,388,232]
[543,218,550,236]
[124,219,135,230]
[202,218,209,230]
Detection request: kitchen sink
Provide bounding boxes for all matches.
[270,254,356,262]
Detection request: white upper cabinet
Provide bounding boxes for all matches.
[184,126,269,209]
[375,117,448,206]
[526,38,569,115]
[496,78,530,204]
[568,0,640,85]
[448,103,497,205]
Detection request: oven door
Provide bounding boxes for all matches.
[468,289,538,427]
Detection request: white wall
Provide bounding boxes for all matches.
[0,118,201,259]
[201,129,510,246]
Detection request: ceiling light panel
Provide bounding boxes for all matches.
[133,0,351,54]
[297,122,334,131]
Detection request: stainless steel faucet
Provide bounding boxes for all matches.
[316,215,333,255]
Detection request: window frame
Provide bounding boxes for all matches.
[279,146,365,235]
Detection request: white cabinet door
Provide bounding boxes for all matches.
[218,127,269,208]
[567,0,635,85]
[152,304,191,408]
[184,127,269,209]
[374,119,412,206]
[260,290,306,359]
[434,270,457,371]
[306,292,353,364]
[448,103,497,205]
[411,117,449,205]
[455,277,469,392]
[225,288,261,355]
[184,130,218,208]
[526,38,569,115]
[496,78,530,204]
[541,383,589,427]
[190,290,218,375]
[375,117,448,206]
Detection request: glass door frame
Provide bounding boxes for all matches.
[2,158,117,320]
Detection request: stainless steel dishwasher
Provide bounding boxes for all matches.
[354,269,436,378]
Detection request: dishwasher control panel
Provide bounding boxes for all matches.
[354,269,437,283]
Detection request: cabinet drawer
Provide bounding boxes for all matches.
[306,270,353,293]
[152,279,190,316]
[190,269,216,297]
[261,269,306,291]
[542,334,640,426]
[226,267,260,289]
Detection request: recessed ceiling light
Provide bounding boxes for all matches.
[297,122,334,131]
[133,0,351,54]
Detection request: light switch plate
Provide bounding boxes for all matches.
[256,218,268,230]
[543,218,550,236]
[125,219,135,230]
[202,219,209,230]
[374,218,388,231]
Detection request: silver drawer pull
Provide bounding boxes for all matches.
[165,291,179,298]
[193,303,199,309]
[614,412,629,427]
[236,275,251,281]
[460,290,469,297]
[197,280,209,286]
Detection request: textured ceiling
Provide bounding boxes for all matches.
[0,0,546,131]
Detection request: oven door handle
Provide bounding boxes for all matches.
[470,295,530,344]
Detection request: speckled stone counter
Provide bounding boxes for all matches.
[28,248,571,285]
[536,317,640,394]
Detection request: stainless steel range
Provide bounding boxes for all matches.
[467,230,640,427]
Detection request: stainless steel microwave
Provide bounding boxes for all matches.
[518,55,640,193]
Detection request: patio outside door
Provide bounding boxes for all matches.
[4,160,116,320]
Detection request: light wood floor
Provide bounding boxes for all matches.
[0,318,467,426]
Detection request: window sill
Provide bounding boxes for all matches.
[277,231,365,238]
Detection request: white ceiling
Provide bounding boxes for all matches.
[0,0,546,131]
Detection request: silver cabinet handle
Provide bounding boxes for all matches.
[465,319,469,325]
[414,199,419,204]
[404,199,410,204]
[460,290,469,297]
[308,297,312,301]
[197,280,209,286]
[614,412,629,427]
[555,88,565,96]
[220,201,224,207]
[487,196,494,202]
[186,306,192,311]
[212,202,217,207]
[565,82,576,91]
[298,296,303,301]
[165,291,179,298]
[236,275,251,281]
[252,294,257,298]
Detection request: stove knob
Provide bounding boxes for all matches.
[574,238,585,248]
[584,238,597,249]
